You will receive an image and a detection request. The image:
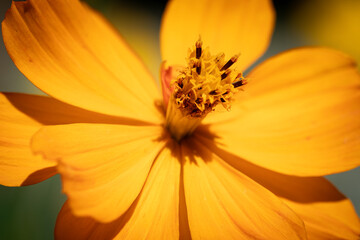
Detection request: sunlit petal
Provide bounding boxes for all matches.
[161,0,275,71]
[2,0,162,122]
[203,47,360,176]
[55,143,181,240]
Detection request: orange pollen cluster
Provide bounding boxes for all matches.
[172,39,247,118]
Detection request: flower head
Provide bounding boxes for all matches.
[165,38,246,140]
[1,0,360,239]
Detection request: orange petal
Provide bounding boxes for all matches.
[160,0,275,71]
[2,0,162,122]
[195,136,360,239]
[285,199,360,239]
[32,123,169,222]
[181,138,306,239]
[0,92,125,186]
[55,143,181,239]
[203,47,360,176]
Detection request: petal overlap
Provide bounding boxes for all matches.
[181,138,306,239]
[55,142,181,240]
[194,134,360,239]
[0,92,126,186]
[31,123,168,222]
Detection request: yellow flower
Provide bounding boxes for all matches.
[1,0,359,239]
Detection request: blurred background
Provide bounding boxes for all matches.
[0,0,359,239]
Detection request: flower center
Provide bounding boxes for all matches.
[164,38,246,141]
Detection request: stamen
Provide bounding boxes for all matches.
[223,90,230,95]
[221,54,239,71]
[221,69,231,80]
[232,79,247,88]
[165,39,247,141]
[232,72,247,88]
[235,73,243,79]
[209,90,218,95]
[196,39,203,59]
[232,80,244,88]
[195,61,201,74]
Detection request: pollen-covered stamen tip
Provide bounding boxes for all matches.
[232,80,245,88]
[221,69,231,80]
[232,73,248,88]
[221,54,239,71]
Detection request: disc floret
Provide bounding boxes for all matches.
[165,38,247,141]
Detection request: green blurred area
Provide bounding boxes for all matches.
[0,0,359,239]
[0,176,65,240]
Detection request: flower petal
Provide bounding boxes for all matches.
[285,199,360,239]
[55,143,181,239]
[181,138,306,239]
[160,0,275,71]
[0,92,125,186]
[31,123,168,222]
[203,47,360,176]
[195,135,360,239]
[2,0,162,122]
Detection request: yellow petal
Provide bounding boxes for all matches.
[203,47,360,176]
[2,0,162,123]
[31,123,168,222]
[160,0,275,71]
[0,92,124,186]
[55,143,181,239]
[197,136,360,239]
[286,199,360,239]
[181,138,306,239]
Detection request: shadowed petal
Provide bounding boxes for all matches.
[203,47,360,176]
[181,138,306,239]
[0,92,130,186]
[55,142,181,240]
[2,0,162,122]
[160,0,275,72]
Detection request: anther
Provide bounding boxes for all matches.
[232,80,246,88]
[221,69,231,80]
[209,90,218,95]
[220,54,239,71]
[194,61,201,74]
[235,73,243,79]
[196,39,203,59]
